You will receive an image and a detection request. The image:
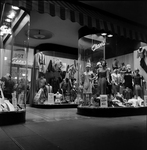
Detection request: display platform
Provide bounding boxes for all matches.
[77,106,147,117]
[0,110,26,126]
[32,103,78,109]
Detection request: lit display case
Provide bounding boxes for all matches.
[0,3,30,125]
[30,44,78,108]
[77,27,147,117]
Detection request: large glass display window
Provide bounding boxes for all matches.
[0,3,30,125]
[77,28,147,110]
[30,50,78,107]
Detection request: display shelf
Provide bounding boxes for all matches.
[32,103,78,109]
[0,110,26,126]
[77,106,147,117]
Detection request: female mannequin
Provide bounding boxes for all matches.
[111,69,121,96]
[97,60,109,95]
[124,64,133,91]
[133,69,144,98]
[82,62,94,105]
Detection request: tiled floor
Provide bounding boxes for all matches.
[0,106,147,150]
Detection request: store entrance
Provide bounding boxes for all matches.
[11,65,32,104]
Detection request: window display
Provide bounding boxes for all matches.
[77,31,147,109]
[0,3,30,125]
[31,50,78,106]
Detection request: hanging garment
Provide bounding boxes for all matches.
[38,52,46,73]
[140,58,147,73]
[45,60,54,84]
[137,47,146,59]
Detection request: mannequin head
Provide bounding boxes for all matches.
[126,64,131,72]
[135,68,139,75]
[40,78,46,87]
[101,60,107,68]
[86,62,91,72]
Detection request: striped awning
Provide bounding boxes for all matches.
[2,0,147,43]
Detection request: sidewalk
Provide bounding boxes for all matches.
[0,106,147,150]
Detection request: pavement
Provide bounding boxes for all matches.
[0,106,147,150]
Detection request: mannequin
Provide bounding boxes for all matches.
[111,69,121,96]
[123,64,133,100]
[54,91,62,104]
[133,69,144,98]
[82,62,94,105]
[97,60,109,95]
[124,64,133,91]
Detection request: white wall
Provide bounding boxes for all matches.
[106,53,134,70]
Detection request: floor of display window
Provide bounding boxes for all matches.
[0,110,26,126]
[32,103,78,109]
[77,106,147,117]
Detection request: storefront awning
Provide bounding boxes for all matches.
[3,0,147,43]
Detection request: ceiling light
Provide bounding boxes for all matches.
[4,57,8,60]
[101,33,107,36]
[33,34,46,39]
[12,6,19,10]
[7,11,16,19]
[22,74,26,76]
[5,18,12,22]
[28,29,53,40]
[107,34,113,37]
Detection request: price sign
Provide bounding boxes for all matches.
[12,49,26,65]
[144,95,147,106]
[100,95,108,108]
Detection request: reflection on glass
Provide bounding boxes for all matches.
[78,33,146,108]
[0,3,30,113]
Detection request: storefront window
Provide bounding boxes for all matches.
[78,31,146,108]
[0,3,30,122]
[31,50,78,105]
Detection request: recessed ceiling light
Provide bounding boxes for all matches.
[7,11,16,19]
[101,33,107,36]
[107,34,113,37]
[12,6,19,10]
[5,18,12,22]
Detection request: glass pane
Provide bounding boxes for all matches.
[78,30,147,109]
[0,3,30,113]
[31,50,78,105]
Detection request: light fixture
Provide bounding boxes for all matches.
[33,30,46,39]
[28,29,53,40]
[7,10,16,19]
[4,57,7,60]
[22,73,26,76]
[107,34,113,37]
[5,18,12,22]
[101,33,107,36]
[12,5,19,10]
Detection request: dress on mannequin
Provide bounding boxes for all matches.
[97,61,109,95]
[124,68,133,91]
[111,69,121,95]
[133,69,143,98]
